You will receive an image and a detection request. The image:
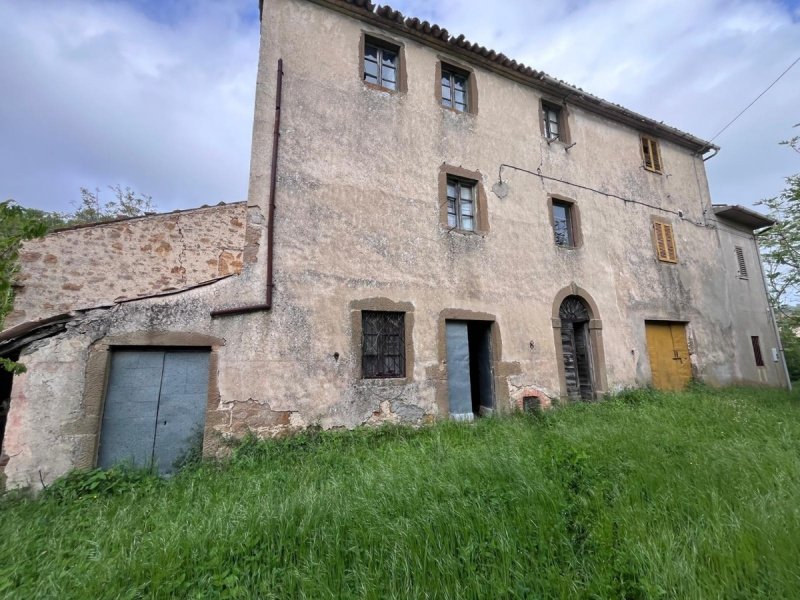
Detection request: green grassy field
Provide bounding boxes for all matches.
[2,386,799,599]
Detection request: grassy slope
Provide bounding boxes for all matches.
[1,387,799,599]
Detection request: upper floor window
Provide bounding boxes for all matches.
[641,136,662,173]
[362,311,405,378]
[363,37,398,91]
[441,66,469,112]
[653,221,677,263]
[447,177,475,231]
[543,101,563,141]
[751,336,765,367]
[735,246,748,279]
[552,201,574,247]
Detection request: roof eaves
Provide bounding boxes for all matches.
[307,0,718,154]
[712,204,775,230]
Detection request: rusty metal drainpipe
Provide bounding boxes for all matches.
[211,58,283,319]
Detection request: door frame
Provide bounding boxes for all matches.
[80,332,224,470]
[551,284,608,399]
[435,309,509,418]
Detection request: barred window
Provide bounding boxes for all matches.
[362,311,405,378]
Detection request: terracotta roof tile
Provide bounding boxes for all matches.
[310,0,717,153]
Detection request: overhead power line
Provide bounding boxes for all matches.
[707,54,800,144]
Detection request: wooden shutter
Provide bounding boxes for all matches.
[641,136,662,172]
[654,222,677,263]
[735,246,748,279]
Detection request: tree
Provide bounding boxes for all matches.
[757,129,800,380]
[757,132,800,318]
[55,185,156,227]
[0,201,51,373]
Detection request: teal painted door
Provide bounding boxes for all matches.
[98,349,210,474]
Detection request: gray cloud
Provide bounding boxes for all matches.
[1,0,797,213]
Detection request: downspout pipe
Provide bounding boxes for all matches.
[211,58,283,318]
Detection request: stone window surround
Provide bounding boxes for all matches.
[435,57,479,115]
[350,298,415,385]
[547,194,584,249]
[538,97,572,145]
[438,164,490,234]
[551,284,608,399]
[78,331,225,471]
[359,30,408,94]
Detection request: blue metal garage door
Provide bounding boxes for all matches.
[97,349,210,474]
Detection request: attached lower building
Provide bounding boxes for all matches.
[0,0,789,489]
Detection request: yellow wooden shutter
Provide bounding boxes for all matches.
[651,140,662,172]
[654,222,677,263]
[641,136,662,172]
[663,223,677,262]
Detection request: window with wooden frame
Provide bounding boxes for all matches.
[441,65,469,112]
[446,177,476,232]
[735,246,748,279]
[363,37,399,91]
[362,311,405,378]
[542,101,563,142]
[552,201,575,247]
[751,336,765,367]
[641,136,662,173]
[653,221,677,263]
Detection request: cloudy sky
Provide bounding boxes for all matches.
[1,0,798,214]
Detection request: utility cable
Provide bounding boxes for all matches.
[707,54,800,144]
[497,163,710,228]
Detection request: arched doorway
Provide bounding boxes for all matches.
[558,295,594,399]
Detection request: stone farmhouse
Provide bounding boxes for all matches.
[0,0,789,489]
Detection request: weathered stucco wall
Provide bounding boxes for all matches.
[1,0,788,490]
[7,203,246,327]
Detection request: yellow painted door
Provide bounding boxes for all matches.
[645,322,692,390]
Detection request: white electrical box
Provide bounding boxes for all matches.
[772,348,779,362]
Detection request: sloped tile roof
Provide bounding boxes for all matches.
[281,0,718,154]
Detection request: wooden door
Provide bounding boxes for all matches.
[645,322,692,390]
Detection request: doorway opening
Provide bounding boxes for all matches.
[0,351,19,457]
[446,320,494,420]
[559,296,594,399]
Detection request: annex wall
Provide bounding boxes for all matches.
[7,203,247,327]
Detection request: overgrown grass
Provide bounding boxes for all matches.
[2,386,800,598]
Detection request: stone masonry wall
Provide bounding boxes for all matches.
[7,202,247,327]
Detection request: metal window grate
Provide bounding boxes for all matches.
[362,311,405,378]
[751,336,765,367]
